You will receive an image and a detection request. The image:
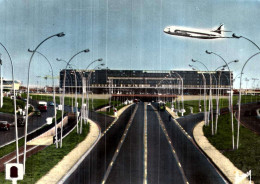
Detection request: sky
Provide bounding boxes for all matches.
[0,0,260,88]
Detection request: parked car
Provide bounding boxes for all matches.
[0,121,10,131]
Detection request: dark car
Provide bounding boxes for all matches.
[48,102,54,106]
[0,121,10,131]
[17,117,25,127]
[34,110,41,116]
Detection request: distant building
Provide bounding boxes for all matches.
[2,79,21,91]
[59,69,233,95]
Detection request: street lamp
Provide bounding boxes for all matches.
[83,63,105,133]
[189,65,207,125]
[0,43,19,164]
[232,34,260,51]
[28,49,58,148]
[0,54,2,108]
[237,52,260,149]
[205,50,238,149]
[59,49,90,147]
[23,32,65,172]
[192,59,213,131]
[170,71,185,116]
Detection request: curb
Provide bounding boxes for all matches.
[193,121,252,184]
[36,119,101,184]
[57,120,101,184]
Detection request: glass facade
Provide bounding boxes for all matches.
[60,69,232,94]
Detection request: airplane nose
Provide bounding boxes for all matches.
[163,27,170,33]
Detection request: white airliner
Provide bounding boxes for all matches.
[163,24,230,39]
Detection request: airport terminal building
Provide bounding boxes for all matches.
[59,69,233,95]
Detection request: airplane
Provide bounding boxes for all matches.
[163,24,231,39]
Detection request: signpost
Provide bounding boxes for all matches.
[5,163,23,184]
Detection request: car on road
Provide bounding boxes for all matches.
[48,101,54,106]
[38,101,47,111]
[0,121,10,131]
[17,117,25,126]
[34,110,41,116]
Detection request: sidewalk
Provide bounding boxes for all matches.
[36,120,100,184]
[193,121,252,184]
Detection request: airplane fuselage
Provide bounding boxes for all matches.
[164,26,224,39]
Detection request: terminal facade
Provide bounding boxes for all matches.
[59,69,233,95]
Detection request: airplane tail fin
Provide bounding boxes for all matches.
[212,24,231,34]
[213,24,224,34]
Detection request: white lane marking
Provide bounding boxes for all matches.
[101,105,139,184]
[4,145,39,164]
[143,103,148,184]
[151,105,189,184]
[101,105,134,137]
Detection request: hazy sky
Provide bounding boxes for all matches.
[0,0,260,88]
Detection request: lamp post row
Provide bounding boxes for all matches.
[0,32,105,175]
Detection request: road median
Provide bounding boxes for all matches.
[193,121,252,184]
[36,119,100,184]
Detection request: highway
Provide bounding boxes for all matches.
[64,102,227,184]
[0,105,56,147]
[0,100,114,147]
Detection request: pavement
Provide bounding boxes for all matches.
[193,121,252,184]
[64,102,226,184]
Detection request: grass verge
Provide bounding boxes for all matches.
[0,110,63,159]
[0,97,25,114]
[0,122,90,184]
[22,94,109,110]
[203,113,260,183]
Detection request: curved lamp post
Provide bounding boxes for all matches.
[189,65,207,125]
[56,59,75,112]
[171,71,185,116]
[83,63,105,134]
[59,49,90,147]
[232,34,260,51]
[192,59,213,131]
[205,50,238,149]
[237,52,260,149]
[28,50,58,148]
[23,32,65,173]
[0,43,19,163]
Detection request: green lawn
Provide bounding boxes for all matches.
[166,95,260,116]
[0,97,25,114]
[204,114,260,183]
[22,94,109,110]
[0,110,63,159]
[0,122,90,184]
[165,95,260,182]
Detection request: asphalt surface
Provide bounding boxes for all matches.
[106,103,144,184]
[0,99,76,147]
[64,104,136,184]
[157,106,227,184]
[147,104,185,183]
[0,106,56,147]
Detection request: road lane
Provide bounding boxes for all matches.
[63,104,136,184]
[157,105,227,184]
[105,103,143,184]
[147,104,186,184]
